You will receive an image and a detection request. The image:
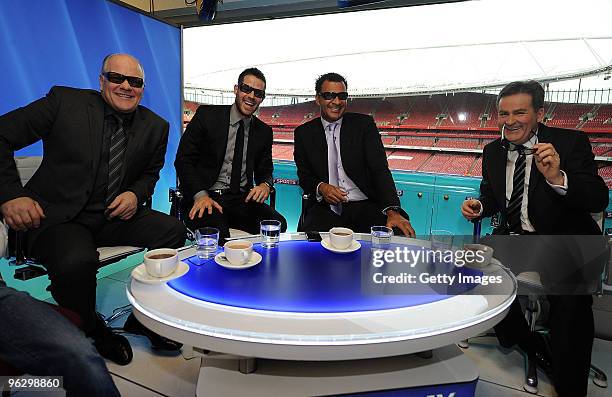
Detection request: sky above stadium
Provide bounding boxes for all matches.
[184,0,612,95]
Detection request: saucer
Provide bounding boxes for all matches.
[131,261,189,284]
[215,251,262,270]
[321,238,361,253]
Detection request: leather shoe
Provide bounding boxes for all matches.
[123,313,182,351]
[92,315,133,365]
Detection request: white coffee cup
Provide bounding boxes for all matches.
[224,240,253,266]
[144,248,179,277]
[463,244,494,268]
[329,227,354,250]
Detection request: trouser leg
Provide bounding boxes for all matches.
[29,223,100,334]
[0,285,120,397]
[96,207,186,249]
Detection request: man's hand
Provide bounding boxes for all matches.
[245,183,270,203]
[461,199,482,220]
[386,210,415,238]
[106,191,138,220]
[318,183,348,205]
[1,197,45,231]
[533,143,564,185]
[189,196,223,220]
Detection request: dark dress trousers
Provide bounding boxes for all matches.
[175,104,286,241]
[293,113,401,232]
[0,86,185,332]
[478,123,608,396]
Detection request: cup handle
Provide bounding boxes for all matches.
[243,251,250,262]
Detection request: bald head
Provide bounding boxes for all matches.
[99,53,145,113]
[100,53,145,80]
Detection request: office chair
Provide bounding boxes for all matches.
[6,156,144,281]
[169,185,277,241]
[460,217,609,394]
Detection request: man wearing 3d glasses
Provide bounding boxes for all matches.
[294,72,414,237]
[0,53,186,366]
[175,67,287,242]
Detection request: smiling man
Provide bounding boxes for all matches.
[175,67,287,242]
[0,53,186,366]
[294,72,414,237]
[461,80,608,397]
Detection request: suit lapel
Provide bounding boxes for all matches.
[87,96,104,175]
[120,107,146,184]
[218,106,231,167]
[313,119,329,182]
[246,116,257,177]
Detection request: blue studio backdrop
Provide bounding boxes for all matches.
[0,0,181,212]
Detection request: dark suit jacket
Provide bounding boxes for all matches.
[479,123,608,235]
[293,113,400,212]
[0,86,170,238]
[174,104,273,205]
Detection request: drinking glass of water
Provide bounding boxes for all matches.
[195,227,219,260]
[430,230,454,264]
[371,226,393,249]
[260,220,281,248]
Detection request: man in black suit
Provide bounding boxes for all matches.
[461,80,608,396]
[0,53,186,365]
[175,68,286,242]
[293,73,414,237]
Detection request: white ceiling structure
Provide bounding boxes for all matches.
[183,0,612,96]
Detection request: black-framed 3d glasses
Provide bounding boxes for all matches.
[239,83,265,99]
[318,91,349,101]
[501,140,537,155]
[102,72,144,88]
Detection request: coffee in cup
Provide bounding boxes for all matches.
[144,248,179,277]
[329,227,354,249]
[463,243,494,268]
[224,240,253,266]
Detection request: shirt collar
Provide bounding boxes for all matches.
[523,128,538,148]
[230,103,251,129]
[321,117,343,134]
[103,102,134,126]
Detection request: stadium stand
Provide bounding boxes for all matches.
[185,94,612,177]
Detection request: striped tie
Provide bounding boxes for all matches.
[507,150,526,234]
[106,116,127,204]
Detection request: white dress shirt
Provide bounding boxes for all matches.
[477,131,568,232]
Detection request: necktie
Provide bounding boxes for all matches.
[229,120,245,194]
[327,123,342,215]
[107,116,127,204]
[507,148,526,233]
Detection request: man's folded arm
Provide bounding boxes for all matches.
[562,132,608,213]
[254,125,274,188]
[293,127,319,197]
[363,116,400,209]
[175,109,209,201]
[0,87,61,204]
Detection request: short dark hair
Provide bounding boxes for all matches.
[497,80,545,111]
[315,72,347,94]
[238,67,266,87]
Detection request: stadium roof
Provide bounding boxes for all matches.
[183,0,612,96]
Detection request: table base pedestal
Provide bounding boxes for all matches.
[195,345,478,397]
